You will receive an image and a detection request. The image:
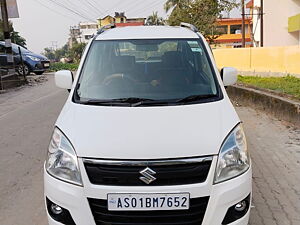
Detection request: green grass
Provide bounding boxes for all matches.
[238,75,300,100]
[49,62,79,72]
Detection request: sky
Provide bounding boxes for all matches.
[11,0,241,54]
[11,0,167,53]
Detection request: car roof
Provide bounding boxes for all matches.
[95,26,199,40]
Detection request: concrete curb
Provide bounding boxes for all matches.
[227,85,300,127]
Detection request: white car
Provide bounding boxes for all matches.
[44,23,252,225]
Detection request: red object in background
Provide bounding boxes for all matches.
[115,22,144,27]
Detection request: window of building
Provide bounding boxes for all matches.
[230,25,242,34]
[215,26,228,35]
[120,18,124,23]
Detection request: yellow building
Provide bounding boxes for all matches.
[98,12,145,28]
[211,17,252,49]
[97,15,115,27]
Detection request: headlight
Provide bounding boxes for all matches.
[27,55,40,61]
[46,128,82,186]
[214,124,250,184]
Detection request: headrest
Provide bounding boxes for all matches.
[162,51,184,68]
[113,56,135,71]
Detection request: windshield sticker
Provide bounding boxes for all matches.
[188,41,198,45]
[191,48,202,52]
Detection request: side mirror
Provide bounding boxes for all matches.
[221,67,237,86]
[55,70,73,90]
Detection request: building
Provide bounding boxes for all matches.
[212,17,253,48]
[68,26,80,48]
[78,22,98,43]
[98,15,115,27]
[252,0,300,47]
[68,12,145,47]
[98,12,145,28]
[68,22,98,47]
[211,1,254,48]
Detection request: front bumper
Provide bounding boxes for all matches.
[44,157,252,225]
[29,61,50,72]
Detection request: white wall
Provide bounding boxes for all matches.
[78,22,98,43]
[253,0,300,47]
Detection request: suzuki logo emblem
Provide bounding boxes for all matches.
[139,167,157,184]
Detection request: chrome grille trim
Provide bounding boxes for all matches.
[82,156,213,166]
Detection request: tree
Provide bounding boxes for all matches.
[54,44,69,60]
[146,12,165,25]
[43,48,55,61]
[69,43,86,62]
[0,20,27,47]
[167,0,238,39]
[44,42,86,62]
[11,31,26,47]
[164,0,190,12]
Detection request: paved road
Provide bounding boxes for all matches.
[0,74,299,225]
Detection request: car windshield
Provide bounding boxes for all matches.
[12,44,31,54]
[75,39,220,106]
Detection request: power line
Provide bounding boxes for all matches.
[103,0,126,16]
[61,0,99,20]
[51,41,58,50]
[128,0,163,16]
[129,0,163,16]
[44,0,95,21]
[35,0,78,21]
[88,0,107,14]
[65,0,100,19]
[85,0,106,15]
[122,0,149,14]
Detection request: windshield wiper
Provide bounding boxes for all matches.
[80,97,155,106]
[176,94,218,103]
[111,97,174,107]
[80,97,176,107]
[80,99,131,106]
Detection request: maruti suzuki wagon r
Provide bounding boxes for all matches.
[44,23,252,225]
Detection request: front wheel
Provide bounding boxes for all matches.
[17,64,30,76]
[34,71,44,75]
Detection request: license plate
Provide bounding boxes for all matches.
[107,193,190,211]
[43,63,50,68]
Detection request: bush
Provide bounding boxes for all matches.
[49,62,79,72]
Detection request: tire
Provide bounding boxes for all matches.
[17,64,30,76]
[34,71,44,75]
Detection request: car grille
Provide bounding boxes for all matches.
[83,157,212,186]
[88,197,210,225]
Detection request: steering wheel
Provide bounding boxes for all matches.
[103,73,136,86]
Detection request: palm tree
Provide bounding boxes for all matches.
[146,12,165,25]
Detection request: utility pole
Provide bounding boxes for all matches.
[51,41,58,51]
[0,0,13,67]
[241,0,246,48]
[260,0,264,47]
